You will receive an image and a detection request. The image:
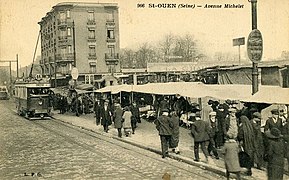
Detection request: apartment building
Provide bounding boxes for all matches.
[38,2,120,85]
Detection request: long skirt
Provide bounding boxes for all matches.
[169,133,179,148]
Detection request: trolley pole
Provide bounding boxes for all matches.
[16,54,19,78]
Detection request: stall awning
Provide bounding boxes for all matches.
[94,82,289,104]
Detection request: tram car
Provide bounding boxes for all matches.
[14,80,51,119]
[0,86,9,100]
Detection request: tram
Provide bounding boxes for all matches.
[0,86,9,100]
[14,79,51,119]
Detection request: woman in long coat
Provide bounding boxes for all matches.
[114,103,124,137]
[169,111,180,154]
[222,134,241,180]
[237,116,255,176]
[265,128,285,180]
[122,106,132,136]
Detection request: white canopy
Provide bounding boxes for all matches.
[94,82,289,104]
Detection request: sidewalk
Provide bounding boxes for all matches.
[51,111,285,180]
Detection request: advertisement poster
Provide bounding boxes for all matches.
[0,0,289,179]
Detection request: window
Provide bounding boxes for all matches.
[89,29,95,39]
[60,47,66,55]
[88,11,94,21]
[68,45,72,53]
[89,46,96,55]
[90,64,96,73]
[67,28,71,36]
[107,29,114,39]
[60,29,66,39]
[107,11,114,21]
[67,10,70,18]
[108,45,115,55]
[59,12,66,21]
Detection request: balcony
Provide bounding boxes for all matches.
[87,37,96,43]
[105,53,119,65]
[58,20,67,27]
[106,20,115,27]
[106,38,116,43]
[88,53,97,59]
[87,19,96,25]
[55,53,74,63]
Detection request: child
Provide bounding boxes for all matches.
[222,134,241,180]
[122,106,132,137]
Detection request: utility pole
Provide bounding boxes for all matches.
[72,20,76,67]
[251,0,258,95]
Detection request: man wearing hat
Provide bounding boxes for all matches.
[216,104,227,148]
[208,111,219,159]
[225,108,238,140]
[264,109,282,132]
[154,108,173,158]
[264,128,285,180]
[100,100,113,133]
[191,111,211,162]
[251,112,264,169]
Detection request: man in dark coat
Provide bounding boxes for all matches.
[94,100,101,125]
[264,109,283,132]
[100,100,112,133]
[154,108,173,158]
[130,102,140,134]
[264,128,285,180]
[281,115,289,171]
[208,111,219,159]
[191,111,211,162]
[250,112,265,169]
[216,104,227,148]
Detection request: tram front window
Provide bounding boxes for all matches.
[29,88,49,95]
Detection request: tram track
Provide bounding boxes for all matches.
[31,118,221,179]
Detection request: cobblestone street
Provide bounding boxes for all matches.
[0,100,223,179]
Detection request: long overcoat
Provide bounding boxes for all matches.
[100,106,112,126]
[266,138,285,180]
[154,115,173,136]
[170,114,180,148]
[191,120,210,142]
[222,139,241,172]
[122,111,132,129]
[114,107,124,129]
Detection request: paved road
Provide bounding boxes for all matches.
[0,100,224,179]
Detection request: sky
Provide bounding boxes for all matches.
[0,0,289,68]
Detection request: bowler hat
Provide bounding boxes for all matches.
[195,111,201,117]
[271,109,279,115]
[265,128,283,139]
[253,112,261,119]
[228,108,237,113]
[161,108,169,113]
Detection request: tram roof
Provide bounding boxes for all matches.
[15,82,51,88]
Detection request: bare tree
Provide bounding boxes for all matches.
[159,33,176,62]
[119,48,136,68]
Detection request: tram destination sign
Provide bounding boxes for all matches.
[247,29,263,63]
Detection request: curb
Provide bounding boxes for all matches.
[53,116,255,179]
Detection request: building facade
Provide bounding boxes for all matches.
[38,2,120,86]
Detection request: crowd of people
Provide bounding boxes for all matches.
[50,90,288,180]
[153,97,288,180]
